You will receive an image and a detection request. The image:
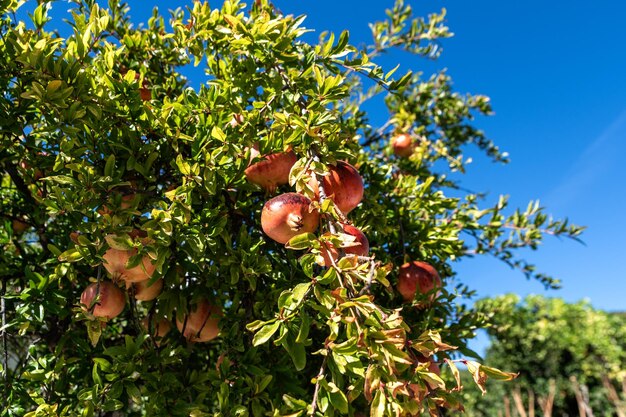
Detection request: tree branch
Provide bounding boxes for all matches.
[309,355,328,416]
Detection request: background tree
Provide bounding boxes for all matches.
[461,295,626,417]
[0,0,583,416]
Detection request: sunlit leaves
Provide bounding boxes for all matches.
[0,0,579,415]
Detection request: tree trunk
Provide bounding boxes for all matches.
[571,375,596,417]
[528,389,535,417]
[580,383,595,417]
[512,386,528,417]
[538,379,555,417]
[601,374,626,417]
[571,375,587,417]
[505,395,512,417]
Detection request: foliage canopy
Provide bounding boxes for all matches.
[0,0,583,415]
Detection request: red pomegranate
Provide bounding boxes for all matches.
[309,161,364,214]
[102,233,156,283]
[80,281,126,319]
[176,300,221,343]
[97,193,135,215]
[244,145,297,192]
[129,278,163,301]
[102,247,156,283]
[12,219,29,235]
[391,133,415,157]
[142,316,171,343]
[261,193,319,244]
[20,159,44,180]
[396,261,442,301]
[139,86,151,101]
[318,224,369,267]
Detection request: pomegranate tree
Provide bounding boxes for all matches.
[2,1,582,415]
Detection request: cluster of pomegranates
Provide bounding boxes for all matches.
[79,230,221,344]
[247,144,442,302]
[246,144,369,265]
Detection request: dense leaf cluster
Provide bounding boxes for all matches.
[0,0,582,415]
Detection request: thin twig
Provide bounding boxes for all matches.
[358,260,378,296]
[4,164,50,256]
[1,276,8,387]
[309,355,328,416]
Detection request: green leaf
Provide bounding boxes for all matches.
[285,341,306,371]
[44,175,78,186]
[370,389,386,417]
[104,234,133,250]
[246,320,268,332]
[295,312,310,343]
[285,233,315,250]
[58,248,84,262]
[86,321,102,347]
[291,282,311,306]
[104,154,116,177]
[253,321,281,346]
[255,375,273,394]
[480,364,519,381]
[327,382,348,414]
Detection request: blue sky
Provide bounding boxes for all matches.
[21,1,626,353]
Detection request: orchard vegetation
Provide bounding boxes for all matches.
[0,0,584,415]
[462,295,626,417]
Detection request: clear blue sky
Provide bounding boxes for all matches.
[24,1,626,353]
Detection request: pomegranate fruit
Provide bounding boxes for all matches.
[309,161,364,214]
[142,316,172,342]
[97,194,135,215]
[69,231,80,244]
[318,224,369,267]
[12,219,29,235]
[20,160,44,180]
[133,73,151,101]
[244,145,297,192]
[391,133,415,157]
[176,300,221,343]
[261,193,319,244]
[102,234,156,283]
[80,281,126,319]
[396,261,441,301]
[129,278,163,301]
[139,86,151,101]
